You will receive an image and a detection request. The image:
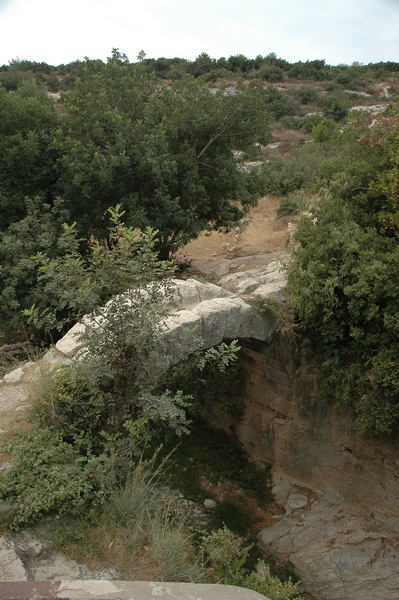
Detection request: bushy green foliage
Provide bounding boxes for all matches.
[288,59,330,81]
[287,102,399,433]
[312,118,339,142]
[277,189,316,217]
[26,205,173,335]
[320,94,349,122]
[296,86,319,105]
[161,340,245,419]
[242,561,301,600]
[258,142,328,196]
[201,527,300,599]
[0,197,70,340]
[0,82,58,229]
[261,86,295,120]
[53,61,271,257]
[280,113,324,134]
[0,427,105,530]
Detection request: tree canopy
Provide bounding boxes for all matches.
[0,58,272,337]
[54,60,271,256]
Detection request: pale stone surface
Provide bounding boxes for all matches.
[219,273,261,294]
[3,367,24,384]
[258,486,399,600]
[285,491,308,512]
[55,321,87,358]
[254,280,287,298]
[0,533,119,583]
[218,261,288,297]
[30,552,94,580]
[171,278,232,310]
[53,580,270,600]
[42,347,71,365]
[0,537,28,581]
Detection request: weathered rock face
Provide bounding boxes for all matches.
[234,335,399,520]
[218,334,399,600]
[257,486,399,600]
[0,532,117,581]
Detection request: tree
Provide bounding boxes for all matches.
[0,81,58,230]
[54,60,272,257]
[321,95,348,122]
[188,53,216,77]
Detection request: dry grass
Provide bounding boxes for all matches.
[55,454,203,582]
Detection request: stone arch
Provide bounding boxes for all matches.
[49,278,280,377]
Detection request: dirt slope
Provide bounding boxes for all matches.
[175,196,290,266]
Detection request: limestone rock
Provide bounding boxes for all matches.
[219,273,261,294]
[3,367,24,384]
[0,536,28,580]
[285,491,308,512]
[254,280,287,298]
[43,347,72,365]
[258,487,399,600]
[55,321,88,358]
[171,278,231,310]
[30,551,94,580]
[218,260,288,298]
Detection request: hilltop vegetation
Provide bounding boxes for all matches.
[2,49,398,90]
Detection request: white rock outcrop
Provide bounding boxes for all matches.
[46,277,284,374]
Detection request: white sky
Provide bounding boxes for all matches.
[0,0,398,67]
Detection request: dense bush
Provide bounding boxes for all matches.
[320,94,349,121]
[287,103,399,433]
[0,427,106,529]
[201,527,301,599]
[258,141,328,196]
[296,86,319,105]
[0,197,70,340]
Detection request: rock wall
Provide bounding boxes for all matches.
[234,334,399,519]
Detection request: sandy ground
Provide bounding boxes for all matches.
[175,196,290,265]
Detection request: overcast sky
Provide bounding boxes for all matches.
[0,0,398,67]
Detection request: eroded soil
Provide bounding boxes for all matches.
[175,195,290,264]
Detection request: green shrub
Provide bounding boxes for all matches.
[277,192,308,217]
[242,561,301,600]
[312,118,339,142]
[161,340,245,419]
[296,86,319,105]
[321,95,349,122]
[0,428,105,530]
[200,527,300,599]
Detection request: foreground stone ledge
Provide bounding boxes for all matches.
[0,580,270,600]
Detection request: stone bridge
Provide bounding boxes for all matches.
[50,276,284,375]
